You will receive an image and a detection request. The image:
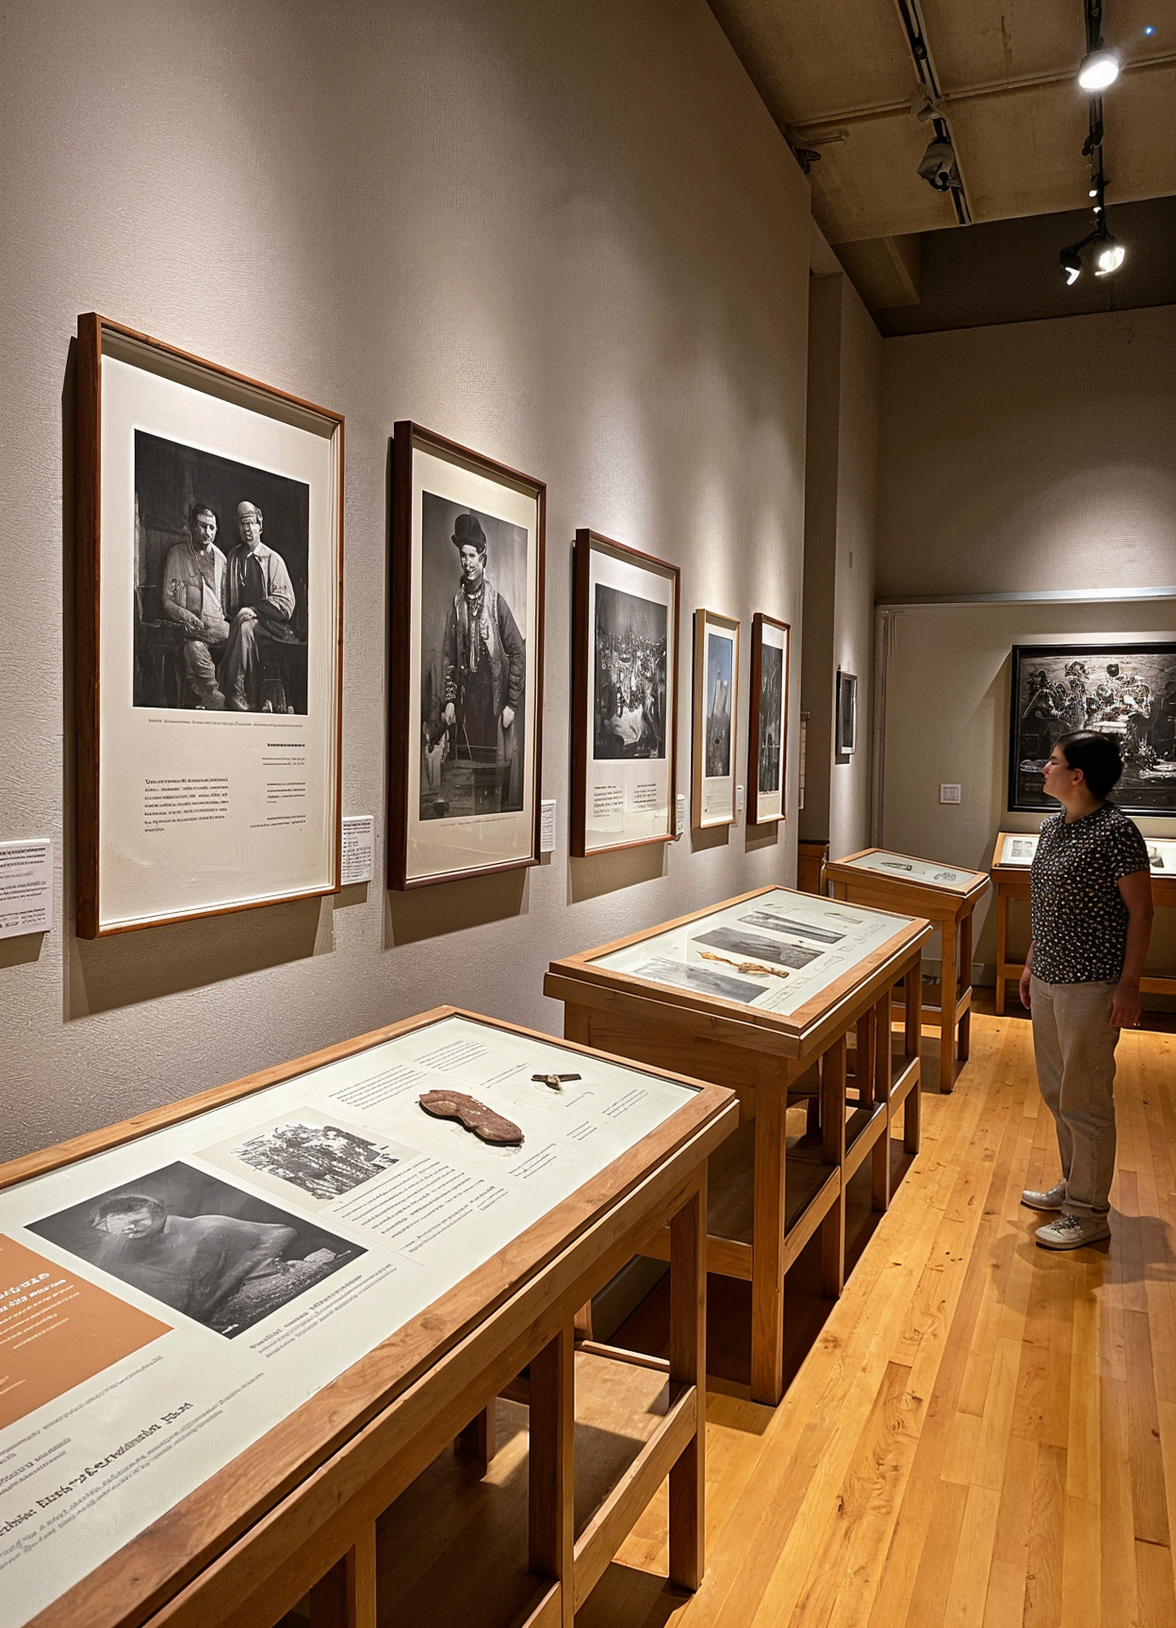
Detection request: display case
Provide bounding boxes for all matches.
[822,847,990,1091]
[0,1008,736,1628]
[545,886,932,1406]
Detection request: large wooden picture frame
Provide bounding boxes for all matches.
[571,529,679,857]
[692,608,740,830]
[76,314,344,937]
[389,423,545,888]
[1009,641,1176,815]
[747,612,790,826]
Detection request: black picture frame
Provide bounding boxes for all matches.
[836,670,857,757]
[1008,642,1176,815]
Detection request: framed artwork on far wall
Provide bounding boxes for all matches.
[571,530,679,857]
[75,313,344,938]
[747,613,790,825]
[389,422,545,888]
[692,609,740,830]
[836,670,858,757]
[1009,641,1176,815]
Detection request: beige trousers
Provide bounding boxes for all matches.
[1030,975,1120,1215]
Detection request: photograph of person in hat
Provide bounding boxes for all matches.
[419,496,527,820]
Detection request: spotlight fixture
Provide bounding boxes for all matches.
[917,135,959,192]
[1078,47,1120,89]
[1094,235,1126,274]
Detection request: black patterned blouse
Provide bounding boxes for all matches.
[1030,803,1149,985]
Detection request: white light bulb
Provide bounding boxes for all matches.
[1064,265,1082,286]
[1095,241,1126,275]
[1078,49,1121,89]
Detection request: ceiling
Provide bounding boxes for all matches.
[708,0,1176,317]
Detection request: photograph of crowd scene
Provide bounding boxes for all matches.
[593,583,668,760]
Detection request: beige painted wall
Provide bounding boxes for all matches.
[800,273,881,859]
[0,0,812,1159]
[878,306,1176,598]
[879,602,1176,995]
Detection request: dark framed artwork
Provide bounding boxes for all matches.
[692,609,740,829]
[747,613,790,825]
[571,530,679,857]
[75,314,344,937]
[836,670,858,757]
[1009,642,1176,815]
[389,422,545,887]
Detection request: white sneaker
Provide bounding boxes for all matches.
[1035,1213,1111,1250]
[1021,1182,1067,1211]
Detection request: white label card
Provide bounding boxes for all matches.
[341,818,374,885]
[0,839,52,939]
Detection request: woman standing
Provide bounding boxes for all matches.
[1020,730,1154,1249]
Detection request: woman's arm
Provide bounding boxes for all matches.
[1111,870,1155,1028]
[1019,940,1034,1009]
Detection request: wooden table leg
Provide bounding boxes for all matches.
[308,1524,377,1628]
[820,1037,846,1300]
[939,921,958,1093]
[995,884,1008,1014]
[904,966,922,1156]
[750,1085,787,1407]
[529,1324,575,1628]
[563,1003,591,1046]
[872,991,891,1211]
[455,1404,496,1475]
[957,911,973,1063]
[668,1175,706,1592]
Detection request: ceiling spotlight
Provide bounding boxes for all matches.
[1094,235,1126,274]
[1059,245,1084,285]
[1144,24,1156,36]
[918,136,960,192]
[1078,48,1121,89]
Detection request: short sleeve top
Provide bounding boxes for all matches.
[1030,803,1149,984]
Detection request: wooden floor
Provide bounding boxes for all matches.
[337,1011,1176,1628]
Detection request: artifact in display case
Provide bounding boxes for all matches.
[546,886,932,1404]
[823,847,989,1092]
[570,529,680,856]
[390,422,545,887]
[692,608,740,829]
[747,613,790,826]
[75,314,344,936]
[0,1008,735,1628]
[1008,642,1176,815]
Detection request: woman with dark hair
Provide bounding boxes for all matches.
[1020,730,1154,1249]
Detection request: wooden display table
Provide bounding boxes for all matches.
[544,886,931,1406]
[823,848,989,1092]
[0,1007,736,1628]
[991,831,1176,1011]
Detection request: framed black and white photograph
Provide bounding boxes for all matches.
[836,670,858,757]
[390,423,544,887]
[747,613,789,825]
[692,609,739,829]
[571,530,679,856]
[76,314,344,937]
[29,1162,364,1340]
[1009,642,1176,814]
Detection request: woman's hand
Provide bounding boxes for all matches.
[1110,980,1142,1029]
[1019,965,1033,1009]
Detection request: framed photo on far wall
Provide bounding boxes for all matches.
[748,613,790,825]
[836,669,858,757]
[692,609,740,829]
[76,314,344,938]
[571,530,679,857]
[1009,642,1176,815]
[390,422,545,888]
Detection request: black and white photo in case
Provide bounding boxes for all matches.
[418,493,528,822]
[630,956,766,1004]
[230,1121,401,1201]
[705,632,734,777]
[30,1163,363,1339]
[593,584,668,760]
[1010,643,1176,814]
[134,432,310,715]
[694,926,822,970]
[758,641,784,793]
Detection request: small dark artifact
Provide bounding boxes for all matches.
[418,1090,524,1146]
[532,1072,581,1093]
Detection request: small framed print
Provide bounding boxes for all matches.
[75,314,344,937]
[836,670,858,756]
[390,422,545,888]
[571,530,679,857]
[692,609,740,829]
[747,613,790,825]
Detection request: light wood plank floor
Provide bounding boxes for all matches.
[351,1012,1175,1628]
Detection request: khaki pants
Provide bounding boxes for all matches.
[1030,975,1120,1215]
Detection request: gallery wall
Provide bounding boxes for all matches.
[0,0,812,1159]
[800,272,881,860]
